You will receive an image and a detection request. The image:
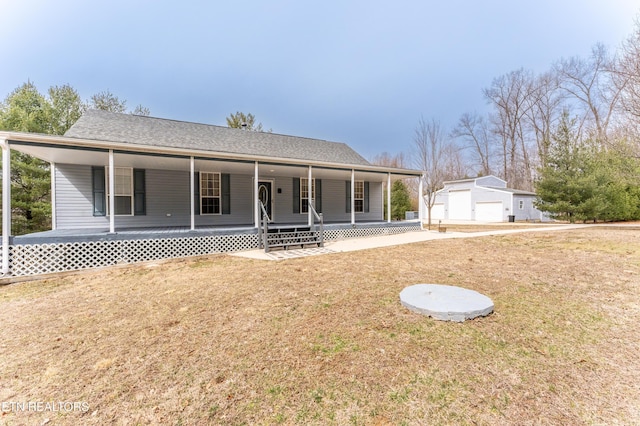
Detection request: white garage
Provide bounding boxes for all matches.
[449,190,471,220]
[474,201,503,222]
[430,203,445,220]
[421,175,550,223]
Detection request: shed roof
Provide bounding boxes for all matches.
[64,110,371,166]
[484,186,536,196]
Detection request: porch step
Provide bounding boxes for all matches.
[265,227,321,251]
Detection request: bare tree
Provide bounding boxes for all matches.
[370,151,408,168]
[89,90,127,113]
[413,117,448,229]
[554,43,623,144]
[524,71,564,168]
[483,68,536,190]
[371,151,419,210]
[452,112,493,176]
[441,142,469,181]
[615,17,640,137]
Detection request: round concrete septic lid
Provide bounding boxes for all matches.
[399,284,494,322]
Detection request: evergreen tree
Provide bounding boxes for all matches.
[390,180,412,220]
[535,112,640,222]
[226,111,271,132]
[1,82,149,234]
[0,82,53,233]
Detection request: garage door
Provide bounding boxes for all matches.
[475,201,503,222]
[449,190,471,220]
[430,203,444,220]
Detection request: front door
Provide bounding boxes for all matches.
[258,181,273,219]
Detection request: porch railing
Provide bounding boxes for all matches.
[1,222,421,278]
[258,201,271,250]
[308,200,324,248]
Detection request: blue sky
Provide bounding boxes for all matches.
[1,0,638,162]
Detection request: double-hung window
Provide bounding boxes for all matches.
[300,178,315,213]
[354,180,364,213]
[106,167,134,216]
[200,172,221,215]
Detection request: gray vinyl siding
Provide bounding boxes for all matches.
[115,168,190,227]
[322,179,349,221]
[513,195,546,221]
[55,164,255,229]
[55,164,109,229]
[195,174,253,226]
[366,182,383,220]
[272,177,304,224]
[320,180,383,222]
[272,177,383,224]
[55,164,385,229]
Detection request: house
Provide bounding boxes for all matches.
[422,175,550,223]
[1,110,424,277]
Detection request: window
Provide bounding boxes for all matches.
[106,167,133,216]
[200,172,221,215]
[354,180,364,213]
[518,200,524,210]
[300,178,315,213]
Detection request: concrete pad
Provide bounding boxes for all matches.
[230,224,587,261]
[400,284,494,322]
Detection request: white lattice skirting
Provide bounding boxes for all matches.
[323,225,419,240]
[4,224,420,277]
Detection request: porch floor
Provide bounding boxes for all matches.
[12,221,421,245]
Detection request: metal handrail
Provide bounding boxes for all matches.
[308,200,324,248]
[258,201,271,251]
[259,201,271,223]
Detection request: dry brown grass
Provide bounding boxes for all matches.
[1,227,639,425]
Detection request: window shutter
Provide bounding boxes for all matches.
[364,181,370,212]
[222,173,231,215]
[293,178,300,214]
[92,166,106,216]
[133,169,146,215]
[315,179,322,213]
[194,171,200,215]
[345,180,351,213]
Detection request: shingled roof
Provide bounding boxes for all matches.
[64,110,371,166]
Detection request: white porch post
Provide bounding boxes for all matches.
[50,162,56,230]
[190,156,195,230]
[254,161,260,228]
[418,174,425,228]
[350,169,355,225]
[387,173,391,223]
[2,139,11,276]
[108,149,115,234]
[308,165,313,226]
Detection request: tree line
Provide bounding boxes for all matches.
[0,83,274,235]
[405,16,640,224]
[0,82,149,234]
[4,16,640,233]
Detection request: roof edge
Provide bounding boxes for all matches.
[1,130,422,176]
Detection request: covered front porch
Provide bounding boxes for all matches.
[11,220,420,245]
[1,127,424,277]
[8,140,423,232]
[6,221,421,278]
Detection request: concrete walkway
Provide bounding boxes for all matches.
[231,223,588,260]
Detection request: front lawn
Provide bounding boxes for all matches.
[1,228,638,425]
